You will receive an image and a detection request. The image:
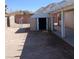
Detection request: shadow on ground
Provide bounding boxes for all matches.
[15,28,30,33]
[16,28,74,59]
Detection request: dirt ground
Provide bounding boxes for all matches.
[5,27,74,59]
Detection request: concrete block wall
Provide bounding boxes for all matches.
[15,14,31,24]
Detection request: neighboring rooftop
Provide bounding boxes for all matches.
[5,10,33,16]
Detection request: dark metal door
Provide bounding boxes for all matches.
[39,18,46,30]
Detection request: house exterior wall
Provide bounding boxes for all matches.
[49,5,74,30]
[64,9,74,29]
[50,13,58,23]
[49,4,74,45]
[49,13,59,31]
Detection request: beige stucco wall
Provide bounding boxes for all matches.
[5,17,7,27]
[6,15,30,28]
[30,18,37,31]
[9,15,20,28]
[64,10,74,29]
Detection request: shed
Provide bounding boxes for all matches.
[30,13,51,31]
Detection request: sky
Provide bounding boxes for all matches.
[6,0,63,12]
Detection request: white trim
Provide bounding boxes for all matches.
[61,11,65,38]
[46,18,48,30]
[36,18,39,31]
[51,17,54,31]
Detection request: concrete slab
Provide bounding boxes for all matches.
[5,28,74,59]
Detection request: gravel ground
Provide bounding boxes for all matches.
[5,27,74,59]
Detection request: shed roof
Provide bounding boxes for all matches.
[31,13,49,18]
[31,0,74,18]
[31,3,55,18]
